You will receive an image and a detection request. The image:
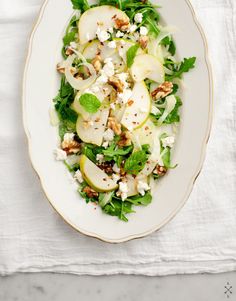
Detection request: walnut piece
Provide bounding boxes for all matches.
[97,162,114,174]
[108,76,124,92]
[56,63,65,74]
[139,36,149,49]
[118,131,132,147]
[61,140,81,154]
[108,117,122,135]
[153,165,167,177]
[91,55,102,72]
[151,82,173,100]
[65,47,74,56]
[114,17,130,31]
[83,186,99,199]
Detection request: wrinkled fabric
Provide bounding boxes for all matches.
[0,0,235,276]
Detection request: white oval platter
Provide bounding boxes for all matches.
[23,0,213,243]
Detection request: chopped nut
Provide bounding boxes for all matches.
[97,162,114,174]
[56,63,65,74]
[114,17,130,31]
[108,75,124,92]
[139,36,149,49]
[91,55,102,72]
[118,131,132,147]
[65,47,74,56]
[108,117,122,135]
[127,99,134,106]
[83,186,99,199]
[61,140,81,154]
[153,165,167,176]
[151,82,173,100]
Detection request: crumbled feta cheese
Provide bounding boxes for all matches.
[110,103,116,110]
[74,169,84,183]
[96,154,104,163]
[66,155,79,166]
[107,40,117,49]
[140,26,148,36]
[103,128,115,142]
[112,174,120,183]
[108,27,114,34]
[161,136,175,148]
[134,13,143,23]
[137,180,150,196]
[129,24,137,33]
[118,181,128,201]
[103,58,115,77]
[96,27,110,42]
[69,41,77,49]
[116,31,124,38]
[63,133,75,143]
[96,73,108,85]
[54,148,67,161]
[151,105,161,115]
[117,89,133,104]
[113,163,120,173]
[102,141,109,149]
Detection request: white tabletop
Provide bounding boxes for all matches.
[0,272,235,300]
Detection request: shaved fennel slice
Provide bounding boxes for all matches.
[65,54,96,90]
[157,95,177,125]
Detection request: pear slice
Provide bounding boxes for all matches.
[80,155,118,192]
[121,81,151,131]
[131,54,165,83]
[76,107,109,146]
[78,5,129,45]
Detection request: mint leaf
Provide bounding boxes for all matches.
[166,57,196,81]
[79,93,101,113]
[124,150,148,175]
[127,44,139,68]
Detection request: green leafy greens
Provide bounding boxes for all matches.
[124,149,148,175]
[166,57,196,81]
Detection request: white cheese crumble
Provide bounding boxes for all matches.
[66,155,79,166]
[96,27,110,42]
[137,180,150,196]
[129,24,137,33]
[118,181,128,201]
[134,13,143,23]
[112,174,120,183]
[103,128,115,142]
[103,58,115,77]
[96,154,104,163]
[107,41,117,49]
[54,148,67,161]
[161,136,175,148]
[117,89,132,104]
[113,163,120,173]
[151,105,161,115]
[63,133,75,143]
[110,103,116,110]
[140,26,148,36]
[108,27,114,34]
[102,141,109,149]
[74,169,84,183]
[116,31,124,38]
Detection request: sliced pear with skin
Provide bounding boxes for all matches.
[80,155,118,192]
[78,5,129,45]
[121,81,151,131]
[131,54,165,83]
[76,107,109,146]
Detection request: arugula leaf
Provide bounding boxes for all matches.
[63,31,76,46]
[54,76,78,132]
[160,36,176,56]
[103,145,133,157]
[126,192,152,206]
[71,0,90,11]
[103,198,134,222]
[126,44,139,68]
[124,150,148,175]
[79,93,101,113]
[82,143,104,163]
[166,57,196,81]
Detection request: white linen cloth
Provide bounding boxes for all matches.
[0,0,235,276]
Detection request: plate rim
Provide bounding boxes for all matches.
[22,0,214,243]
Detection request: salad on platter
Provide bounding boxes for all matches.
[52,0,196,221]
